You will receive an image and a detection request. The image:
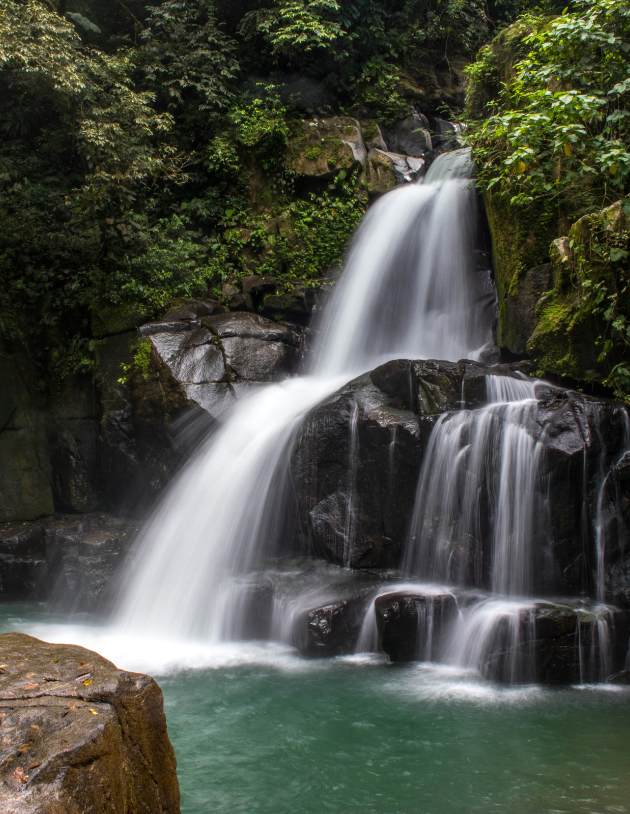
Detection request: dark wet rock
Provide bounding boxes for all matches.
[427,117,461,151]
[381,114,432,157]
[0,514,138,609]
[296,597,369,657]
[0,632,180,814]
[482,602,630,684]
[45,516,139,612]
[502,264,554,356]
[292,368,424,568]
[289,568,389,657]
[607,669,630,684]
[375,591,459,662]
[532,390,628,597]
[0,352,54,523]
[291,359,529,569]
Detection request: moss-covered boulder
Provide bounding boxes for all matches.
[482,188,559,356]
[529,201,630,384]
[286,117,366,178]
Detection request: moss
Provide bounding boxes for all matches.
[528,289,596,379]
[133,339,152,381]
[91,302,152,340]
[361,120,378,142]
[527,201,630,384]
[465,20,533,121]
[484,188,559,349]
[304,145,322,161]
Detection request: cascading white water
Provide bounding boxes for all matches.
[311,149,493,377]
[115,149,493,641]
[403,374,542,595]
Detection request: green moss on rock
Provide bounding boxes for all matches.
[91,303,152,340]
[528,201,630,386]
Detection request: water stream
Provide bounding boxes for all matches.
[114,148,495,644]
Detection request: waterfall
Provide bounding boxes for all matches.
[403,374,542,595]
[114,149,493,641]
[311,149,493,377]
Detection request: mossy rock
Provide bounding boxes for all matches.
[528,201,630,383]
[529,288,601,380]
[483,188,559,352]
[91,302,153,339]
[465,20,534,120]
[286,118,365,178]
[363,149,398,196]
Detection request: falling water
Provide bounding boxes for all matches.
[403,374,542,595]
[115,149,493,640]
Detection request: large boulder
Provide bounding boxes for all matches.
[94,306,300,511]
[381,114,432,157]
[375,590,459,662]
[286,117,366,178]
[0,633,180,814]
[142,311,302,417]
[476,601,630,684]
[291,358,494,569]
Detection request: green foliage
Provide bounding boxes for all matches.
[239,0,345,62]
[252,181,366,279]
[573,201,630,398]
[466,0,630,214]
[0,0,542,394]
[352,57,408,125]
[133,338,153,380]
[141,0,238,113]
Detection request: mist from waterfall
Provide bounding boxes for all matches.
[114,149,494,640]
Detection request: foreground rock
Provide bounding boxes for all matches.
[0,633,180,814]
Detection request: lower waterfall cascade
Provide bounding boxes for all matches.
[108,148,630,686]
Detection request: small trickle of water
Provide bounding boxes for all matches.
[447,599,537,684]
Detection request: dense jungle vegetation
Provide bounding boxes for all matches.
[0,0,628,394]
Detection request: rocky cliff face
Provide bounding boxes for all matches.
[0,632,179,814]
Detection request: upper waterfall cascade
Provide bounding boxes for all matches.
[113,149,629,684]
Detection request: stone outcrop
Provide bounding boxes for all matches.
[288,113,459,196]
[0,514,138,609]
[479,601,630,684]
[291,358,629,600]
[375,590,459,662]
[0,632,180,814]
